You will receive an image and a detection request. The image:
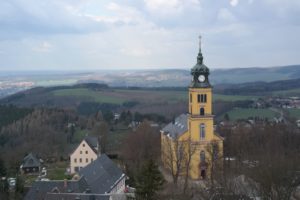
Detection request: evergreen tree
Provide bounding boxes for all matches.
[0,158,6,177]
[15,175,24,194]
[0,158,8,199]
[135,159,165,200]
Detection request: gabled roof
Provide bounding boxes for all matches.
[79,154,125,194]
[161,114,188,138]
[45,193,110,200]
[84,136,98,149]
[24,177,89,200]
[22,152,40,168]
[70,136,99,156]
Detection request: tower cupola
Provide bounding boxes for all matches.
[190,36,211,88]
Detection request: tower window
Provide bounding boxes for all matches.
[200,151,206,162]
[200,108,205,116]
[200,124,205,139]
[198,94,207,103]
[190,94,192,103]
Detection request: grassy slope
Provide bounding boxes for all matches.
[272,88,300,96]
[52,88,259,103]
[222,108,279,121]
[285,108,300,119]
[52,88,125,104]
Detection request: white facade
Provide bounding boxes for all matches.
[109,175,126,200]
[70,140,98,174]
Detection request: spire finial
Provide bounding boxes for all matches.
[199,35,202,52]
[197,35,203,64]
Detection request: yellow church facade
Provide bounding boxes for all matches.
[161,38,223,180]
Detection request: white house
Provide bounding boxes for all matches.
[70,136,100,174]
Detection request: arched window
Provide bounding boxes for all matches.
[200,151,206,162]
[200,124,205,139]
[200,108,205,116]
[190,94,192,103]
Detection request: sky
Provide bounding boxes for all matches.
[0,0,300,70]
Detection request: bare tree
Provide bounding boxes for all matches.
[162,133,197,189]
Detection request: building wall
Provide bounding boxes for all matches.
[189,87,212,115]
[161,86,224,180]
[70,140,98,174]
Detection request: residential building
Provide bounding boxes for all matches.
[161,37,224,179]
[78,154,126,196]
[25,154,126,200]
[70,136,100,174]
[20,152,41,174]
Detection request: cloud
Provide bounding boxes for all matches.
[0,0,300,70]
[121,47,151,57]
[144,0,200,15]
[217,8,237,22]
[230,0,239,7]
[32,41,53,52]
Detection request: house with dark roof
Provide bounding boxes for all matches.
[20,152,41,174]
[24,176,89,200]
[78,154,126,196]
[70,136,100,174]
[25,154,126,200]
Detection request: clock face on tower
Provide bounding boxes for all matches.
[198,75,206,82]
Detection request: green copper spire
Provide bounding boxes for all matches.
[190,35,211,88]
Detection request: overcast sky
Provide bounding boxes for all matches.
[0,0,299,70]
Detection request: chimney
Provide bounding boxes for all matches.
[64,179,67,189]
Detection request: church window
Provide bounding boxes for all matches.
[190,94,192,103]
[200,151,206,162]
[200,124,205,139]
[198,94,207,103]
[200,108,205,116]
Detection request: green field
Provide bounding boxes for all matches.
[52,88,258,104]
[214,94,259,101]
[272,88,300,96]
[52,88,126,104]
[285,108,300,119]
[222,108,279,121]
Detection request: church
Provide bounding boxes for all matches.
[161,37,223,180]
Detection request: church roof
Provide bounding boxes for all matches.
[161,114,188,138]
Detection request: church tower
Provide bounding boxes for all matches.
[187,36,222,179]
[161,36,223,180]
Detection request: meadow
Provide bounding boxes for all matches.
[52,88,260,104]
[221,108,280,121]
